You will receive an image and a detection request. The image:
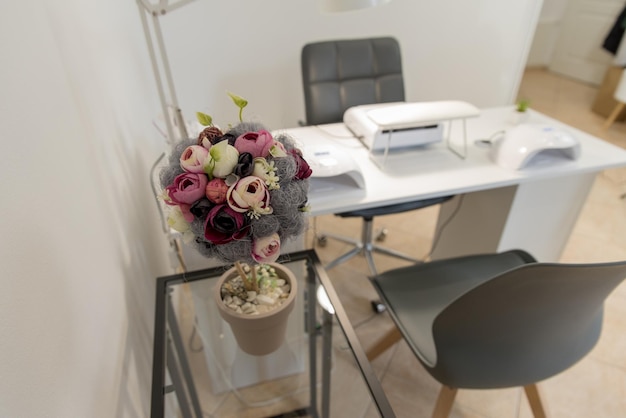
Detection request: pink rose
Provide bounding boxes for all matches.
[165,172,208,221]
[205,178,229,204]
[227,176,273,217]
[204,204,248,244]
[251,233,281,263]
[234,130,275,158]
[165,172,208,205]
[180,145,209,173]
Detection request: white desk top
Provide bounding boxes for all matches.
[277,107,626,217]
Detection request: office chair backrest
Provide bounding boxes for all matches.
[430,260,626,389]
[301,37,405,125]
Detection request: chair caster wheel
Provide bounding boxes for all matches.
[375,228,388,242]
[317,235,328,247]
[371,300,387,313]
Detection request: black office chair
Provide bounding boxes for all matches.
[366,250,626,417]
[301,37,453,275]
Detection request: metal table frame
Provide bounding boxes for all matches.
[150,249,395,418]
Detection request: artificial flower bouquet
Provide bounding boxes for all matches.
[159,93,312,266]
[158,93,312,355]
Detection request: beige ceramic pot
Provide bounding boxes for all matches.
[214,263,297,356]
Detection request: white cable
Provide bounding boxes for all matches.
[421,194,465,261]
[473,129,506,148]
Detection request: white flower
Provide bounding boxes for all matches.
[204,140,239,178]
[253,157,280,190]
[269,142,287,158]
[166,206,195,243]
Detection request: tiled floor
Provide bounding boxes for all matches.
[307,68,626,417]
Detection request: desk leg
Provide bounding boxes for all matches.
[431,173,596,262]
[321,310,333,418]
[166,296,203,418]
[604,101,625,130]
[430,186,516,260]
[166,337,195,418]
[307,274,319,418]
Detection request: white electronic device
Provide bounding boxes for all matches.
[491,124,581,170]
[300,142,365,192]
[343,101,481,152]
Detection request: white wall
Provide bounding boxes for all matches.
[0,1,170,417]
[158,0,543,130]
[0,0,541,416]
[526,0,569,67]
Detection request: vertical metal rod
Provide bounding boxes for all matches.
[462,118,468,158]
[167,295,203,417]
[307,265,319,418]
[445,120,467,159]
[382,130,392,169]
[321,310,334,418]
[362,218,378,275]
[137,0,176,143]
[166,337,194,418]
[151,279,168,418]
[151,12,188,141]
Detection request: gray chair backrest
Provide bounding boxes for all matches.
[301,37,405,125]
[431,261,626,389]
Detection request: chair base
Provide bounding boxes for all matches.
[524,384,547,418]
[431,384,546,418]
[319,218,421,276]
[366,327,402,361]
[432,386,457,418]
[366,326,549,418]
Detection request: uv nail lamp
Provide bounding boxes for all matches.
[491,124,581,170]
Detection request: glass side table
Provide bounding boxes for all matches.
[151,249,395,418]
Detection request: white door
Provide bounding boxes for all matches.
[549,0,626,85]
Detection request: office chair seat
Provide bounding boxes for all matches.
[367,249,626,417]
[301,36,453,275]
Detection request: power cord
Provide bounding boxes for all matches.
[312,124,360,141]
[473,129,506,148]
[420,194,466,262]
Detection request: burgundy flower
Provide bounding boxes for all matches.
[289,149,312,179]
[204,204,248,244]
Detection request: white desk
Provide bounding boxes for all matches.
[279,106,626,262]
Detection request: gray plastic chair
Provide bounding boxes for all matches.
[301,37,452,275]
[366,250,626,417]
